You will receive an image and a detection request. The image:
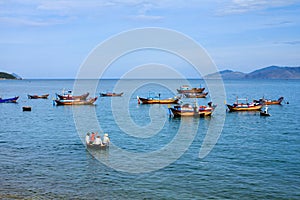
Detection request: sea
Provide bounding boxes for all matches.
[0,79,299,199]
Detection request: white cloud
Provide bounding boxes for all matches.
[219,0,299,14]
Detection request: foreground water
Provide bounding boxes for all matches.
[0,79,299,199]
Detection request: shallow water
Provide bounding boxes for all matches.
[0,79,299,199]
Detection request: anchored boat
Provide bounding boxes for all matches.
[137,96,179,104]
[227,97,262,112]
[28,94,49,99]
[100,92,123,97]
[54,97,97,105]
[169,102,216,117]
[177,85,205,94]
[0,96,19,103]
[56,90,89,100]
[254,96,284,105]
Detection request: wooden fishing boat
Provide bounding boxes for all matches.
[56,90,89,100]
[227,97,262,112]
[28,94,49,99]
[184,92,208,98]
[100,92,123,97]
[177,85,205,94]
[169,102,216,117]
[54,97,97,105]
[0,96,19,103]
[254,97,284,105]
[137,96,180,104]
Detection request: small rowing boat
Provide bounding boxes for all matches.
[86,143,109,150]
[260,106,271,116]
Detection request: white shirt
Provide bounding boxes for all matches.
[85,135,90,144]
[94,137,102,145]
[103,136,110,145]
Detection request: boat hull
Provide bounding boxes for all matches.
[0,96,19,103]
[55,97,97,105]
[28,94,49,99]
[100,92,123,97]
[138,97,179,104]
[184,92,208,98]
[260,112,270,116]
[86,143,109,150]
[170,108,212,117]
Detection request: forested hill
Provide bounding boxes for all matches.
[0,72,22,79]
[205,66,300,79]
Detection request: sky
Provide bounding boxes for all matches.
[0,0,300,78]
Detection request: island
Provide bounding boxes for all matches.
[0,72,22,80]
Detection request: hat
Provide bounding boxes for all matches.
[104,133,108,136]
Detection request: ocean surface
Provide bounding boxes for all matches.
[0,79,299,199]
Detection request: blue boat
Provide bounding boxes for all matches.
[0,96,19,103]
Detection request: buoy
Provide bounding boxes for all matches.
[22,106,31,111]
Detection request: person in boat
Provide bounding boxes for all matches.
[85,133,90,144]
[93,136,103,146]
[208,102,212,107]
[90,132,97,144]
[264,106,269,114]
[102,133,110,146]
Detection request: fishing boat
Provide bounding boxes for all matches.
[54,97,97,106]
[169,102,216,117]
[227,97,262,112]
[137,96,180,104]
[28,94,49,99]
[177,85,205,94]
[0,96,19,103]
[56,90,89,100]
[184,92,208,98]
[254,97,284,105]
[100,92,123,97]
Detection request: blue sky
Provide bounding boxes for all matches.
[0,0,300,78]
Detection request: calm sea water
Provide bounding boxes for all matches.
[0,79,299,199]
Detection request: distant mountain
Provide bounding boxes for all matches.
[245,66,300,79]
[0,72,22,79]
[205,66,300,79]
[205,70,246,79]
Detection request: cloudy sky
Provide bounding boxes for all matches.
[0,0,300,78]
